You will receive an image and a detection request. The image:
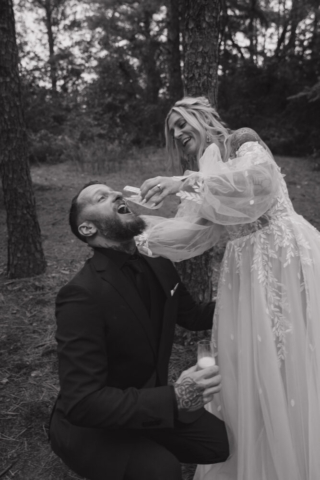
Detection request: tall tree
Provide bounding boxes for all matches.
[89,0,165,104]
[183,0,221,106]
[167,0,184,103]
[33,0,67,92]
[176,0,222,303]
[310,2,320,61]
[0,0,46,278]
[140,4,163,104]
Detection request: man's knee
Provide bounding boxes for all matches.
[206,422,229,464]
[186,412,230,465]
[210,437,229,463]
[124,439,182,480]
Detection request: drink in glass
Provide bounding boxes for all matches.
[197,340,216,369]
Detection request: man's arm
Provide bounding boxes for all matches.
[175,280,215,331]
[56,283,176,430]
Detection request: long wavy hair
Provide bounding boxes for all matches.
[165,96,231,170]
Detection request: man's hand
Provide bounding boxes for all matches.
[174,365,221,412]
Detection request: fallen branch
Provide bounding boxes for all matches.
[0,460,17,478]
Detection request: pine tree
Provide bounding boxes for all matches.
[176,0,222,304]
[0,0,46,278]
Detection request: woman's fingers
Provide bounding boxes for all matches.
[148,186,175,206]
[145,185,166,204]
[140,177,182,203]
[144,192,166,207]
[140,177,162,200]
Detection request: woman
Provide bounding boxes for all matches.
[136,97,320,480]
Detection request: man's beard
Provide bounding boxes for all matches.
[93,214,147,242]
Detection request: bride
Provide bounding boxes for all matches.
[135,97,320,480]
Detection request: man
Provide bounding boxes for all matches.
[49,181,229,480]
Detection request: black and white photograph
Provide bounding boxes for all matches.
[1,0,320,479]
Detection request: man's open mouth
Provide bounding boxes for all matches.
[117,203,132,215]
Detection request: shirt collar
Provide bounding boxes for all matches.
[95,247,139,269]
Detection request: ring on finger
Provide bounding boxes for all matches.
[156,183,162,191]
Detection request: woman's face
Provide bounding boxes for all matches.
[168,112,201,156]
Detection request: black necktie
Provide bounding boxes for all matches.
[125,256,151,313]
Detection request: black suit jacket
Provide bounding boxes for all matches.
[50,249,214,476]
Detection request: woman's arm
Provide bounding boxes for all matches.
[138,215,224,262]
[177,138,280,225]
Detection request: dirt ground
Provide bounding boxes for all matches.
[1,151,320,480]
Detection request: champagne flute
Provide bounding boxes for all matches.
[197,340,216,369]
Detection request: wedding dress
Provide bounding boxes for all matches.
[137,140,320,480]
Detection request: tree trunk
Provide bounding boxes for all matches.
[219,0,229,77]
[275,18,289,57]
[141,9,162,105]
[183,0,221,107]
[45,0,57,92]
[310,5,319,63]
[167,0,184,103]
[176,0,221,305]
[282,0,306,56]
[0,0,46,278]
[248,0,257,64]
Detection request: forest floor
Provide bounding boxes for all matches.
[1,149,320,480]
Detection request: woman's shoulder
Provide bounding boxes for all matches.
[227,128,271,159]
[228,128,261,153]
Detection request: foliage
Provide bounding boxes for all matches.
[288,79,320,103]
[29,131,66,163]
[13,0,320,159]
[219,61,320,156]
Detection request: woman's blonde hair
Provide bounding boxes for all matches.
[165,96,230,169]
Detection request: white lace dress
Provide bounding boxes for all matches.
[138,141,320,480]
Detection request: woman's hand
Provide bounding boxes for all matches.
[140,176,182,207]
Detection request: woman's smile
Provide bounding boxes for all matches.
[168,112,200,156]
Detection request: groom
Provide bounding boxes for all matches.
[49,181,229,480]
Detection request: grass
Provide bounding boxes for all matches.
[1,147,320,479]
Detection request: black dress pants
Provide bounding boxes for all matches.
[50,409,229,480]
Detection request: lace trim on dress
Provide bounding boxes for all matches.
[135,233,153,257]
[217,210,317,366]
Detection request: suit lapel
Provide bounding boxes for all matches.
[142,255,180,380]
[92,251,157,358]
[142,255,172,299]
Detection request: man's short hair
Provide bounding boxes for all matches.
[69,181,103,243]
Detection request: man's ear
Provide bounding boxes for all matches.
[78,221,97,238]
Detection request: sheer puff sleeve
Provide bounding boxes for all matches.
[136,136,281,262]
[178,140,280,225]
[136,215,224,262]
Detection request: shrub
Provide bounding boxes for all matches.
[29,130,67,164]
[64,138,137,174]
